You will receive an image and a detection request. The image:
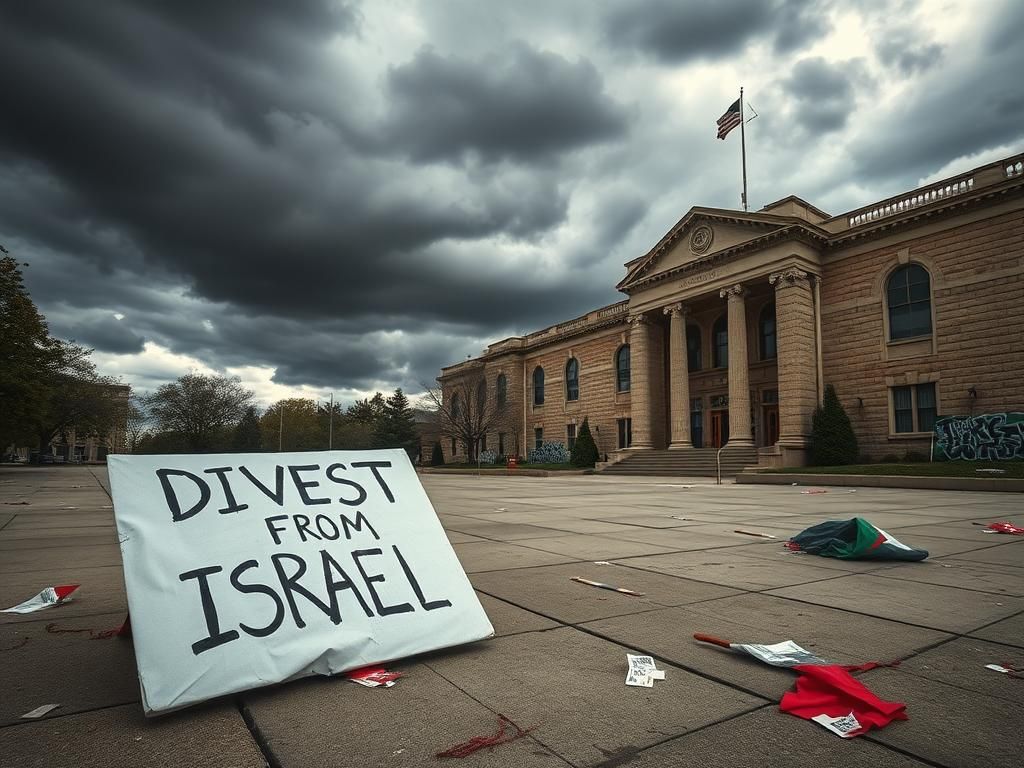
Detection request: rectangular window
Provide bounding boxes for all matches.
[480,434,487,453]
[761,389,778,404]
[498,432,506,456]
[567,424,577,451]
[534,427,543,451]
[450,437,456,455]
[916,383,937,432]
[892,383,938,433]
[893,386,914,433]
[617,418,632,449]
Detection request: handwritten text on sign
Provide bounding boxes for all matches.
[109,450,493,715]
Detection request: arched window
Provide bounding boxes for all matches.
[532,366,545,406]
[496,374,507,407]
[615,345,630,392]
[476,379,487,412]
[450,392,461,420]
[759,302,777,360]
[887,264,932,340]
[687,325,702,372]
[713,315,729,368]
[565,358,580,401]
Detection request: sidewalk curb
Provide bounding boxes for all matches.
[736,472,1024,493]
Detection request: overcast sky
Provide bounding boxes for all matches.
[2,0,1022,407]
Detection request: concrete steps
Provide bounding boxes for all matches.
[599,447,759,477]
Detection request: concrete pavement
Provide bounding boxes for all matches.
[1,465,1023,767]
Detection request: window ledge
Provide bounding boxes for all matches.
[887,432,932,440]
[887,334,931,346]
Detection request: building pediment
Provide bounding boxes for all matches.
[617,208,798,293]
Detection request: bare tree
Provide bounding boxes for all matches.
[125,395,147,453]
[423,368,513,463]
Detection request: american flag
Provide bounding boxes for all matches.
[716,98,742,140]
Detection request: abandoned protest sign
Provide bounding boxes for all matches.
[108,449,493,715]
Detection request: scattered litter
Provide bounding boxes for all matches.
[495,508,507,512]
[626,654,666,687]
[345,666,401,688]
[62,506,78,510]
[844,490,858,494]
[786,519,928,561]
[791,482,798,486]
[985,663,1024,679]
[734,529,777,539]
[436,714,535,758]
[781,664,907,738]
[978,521,1024,536]
[1,585,80,614]
[571,577,644,596]
[694,634,828,667]
[0,636,29,651]
[1,500,29,505]
[21,704,61,719]
[592,561,612,566]
[393,749,405,756]
[669,515,694,521]
[800,489,828,494]
[976,468,1007,474]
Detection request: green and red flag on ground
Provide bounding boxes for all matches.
[786,518,928,561]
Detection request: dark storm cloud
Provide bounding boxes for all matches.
[851,2,1024,184]
[603,0,829,63]
[0,1,626,334]
[772,0,832,54]
[875,28,944,75]
[383,44,629,163]
[64,314,146,355]
[782,57,858,133]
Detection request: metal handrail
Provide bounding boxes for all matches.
[717,445,725,485]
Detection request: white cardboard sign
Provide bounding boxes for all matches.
[108,449,493,715]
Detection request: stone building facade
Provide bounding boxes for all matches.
[438,153,1024,468]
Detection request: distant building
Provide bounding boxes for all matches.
[438,152,1024,471]
[5,384,130,463]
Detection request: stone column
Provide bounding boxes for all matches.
[627,314,654,449]
[664,303,691,448]
[720,284,753,447]
[770,268,818,465]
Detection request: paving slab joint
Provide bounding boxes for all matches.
[236,698,281,768]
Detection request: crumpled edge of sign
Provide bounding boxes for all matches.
[1,585,80,614]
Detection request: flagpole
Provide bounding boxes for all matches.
[739,86,748,212]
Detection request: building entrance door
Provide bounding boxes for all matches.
[710,410,730,448]
[763,405,779,446]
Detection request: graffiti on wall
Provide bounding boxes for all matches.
[934,413,1024,461]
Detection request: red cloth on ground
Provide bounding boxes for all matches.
[780,664,907,738]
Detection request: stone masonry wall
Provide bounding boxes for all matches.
[821,208,1024,459]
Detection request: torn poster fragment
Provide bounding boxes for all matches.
[1,585,79,614]
[694,634,828,667]
[346,666,401,687]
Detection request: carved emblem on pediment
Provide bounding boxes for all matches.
[689,224,713,254]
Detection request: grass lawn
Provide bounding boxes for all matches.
[763,461,1024,478]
